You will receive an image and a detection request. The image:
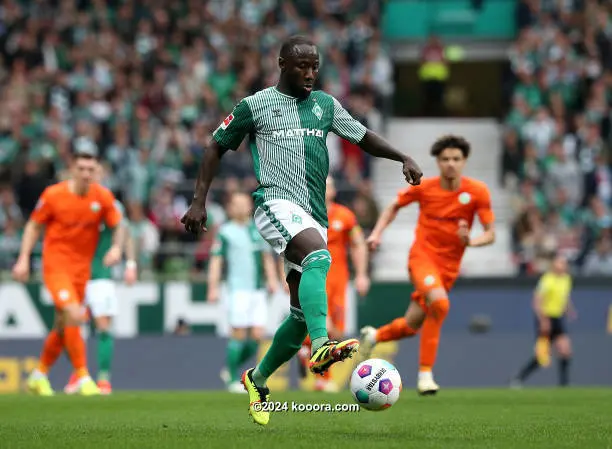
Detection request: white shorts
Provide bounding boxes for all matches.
[254,199,327,275]
[228,289,268,328]
[85,279,118,318]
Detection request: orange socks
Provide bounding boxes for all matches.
[64,326,90,379]
[376,317,418,342]
[38,330,63,374]
[419,299,450,371]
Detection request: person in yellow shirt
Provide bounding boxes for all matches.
[511,254,577,387]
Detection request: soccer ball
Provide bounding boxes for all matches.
[349,359,402,411]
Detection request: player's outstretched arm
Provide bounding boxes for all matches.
[123,224,138,284]
[466,186,496,247]
[366,201,402,251]
[349,226,370,297]
[358,130,423,185]
[12,220,42,281]
[206,255,223,303]
[182,141,225,234]
[464,222,496,247]
[104,224,125,267]
[330,97,422,185]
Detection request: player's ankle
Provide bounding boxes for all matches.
[31,368,47,379]
[311,336,328,352]
[252,366,268,388]
[418,370,433,380]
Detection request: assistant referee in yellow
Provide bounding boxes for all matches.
[511,254,577,387]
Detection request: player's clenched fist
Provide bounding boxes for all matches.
[181,202,208,235]
[366,233,381,251]
[402,156,423,186]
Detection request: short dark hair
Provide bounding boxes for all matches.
[430,134,471,158]
[279,35,316,59]
[72,151,98,162]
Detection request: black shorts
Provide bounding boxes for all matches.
[535,316,567,340]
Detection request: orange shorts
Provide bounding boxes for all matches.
[44,273,86,310]
[408,251,458,313]
[326,274,349,333]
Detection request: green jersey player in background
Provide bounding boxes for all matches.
[64,163,137,395]
[181,35,423,426]
[208,192,279,393]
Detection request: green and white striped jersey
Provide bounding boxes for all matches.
[212,87,367,228]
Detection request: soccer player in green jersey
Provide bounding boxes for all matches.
[182,35,423,426]
[64,163,137,395]
[208,192,279,393]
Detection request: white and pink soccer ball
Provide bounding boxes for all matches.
[350,358,402,411]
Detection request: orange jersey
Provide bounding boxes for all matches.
[30,181,121,283]
[327,202,359,279]
[397,176,494,272]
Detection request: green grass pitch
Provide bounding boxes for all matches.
[2,389,611,449]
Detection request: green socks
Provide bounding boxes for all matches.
[227,339,245,383]
[251,249,333,388]
[227,339,259,382]
[298,250,332,352]
[252,307,307,387]
[97,331,113,381]
[241,339,259,362]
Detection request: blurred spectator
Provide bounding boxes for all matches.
[582,236,612,276]
[0,0,384,276]
[506,0,612,275]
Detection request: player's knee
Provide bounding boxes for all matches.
[95,316,111,332]
[430,297,450,321]
[425,288,448,304]
[64,304,83,326]
[556,337,572,358]
[405,301,427,330]
[290,305,306,321]
[53,313,65,330]
[250,326,265,341]
[232,328,247,340]
[301,249,332,273]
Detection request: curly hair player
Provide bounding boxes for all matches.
[360,135,496,395]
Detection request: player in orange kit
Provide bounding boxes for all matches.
[12,144,123,396]
[298,177,370,391]
[360,135,496,395]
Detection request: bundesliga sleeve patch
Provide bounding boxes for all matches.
[220,113,234,130]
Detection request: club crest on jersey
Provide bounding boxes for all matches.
[291,213,302,224]
[312,103,323,120]
[221,113,234,130]
[458,192,471,205]
[332,220,343,231]
[90,201,101,212]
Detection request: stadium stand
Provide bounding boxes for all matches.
[0,0,389,277]
[503,0,612,276]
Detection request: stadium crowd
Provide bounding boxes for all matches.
[0,0,388,276]
[503,0,612,276]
